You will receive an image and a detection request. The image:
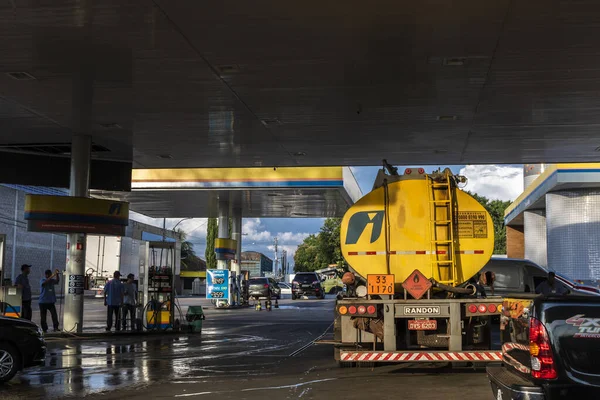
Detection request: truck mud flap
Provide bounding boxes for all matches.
[340,351,502,363]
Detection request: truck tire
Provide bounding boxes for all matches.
[0,342,20,383]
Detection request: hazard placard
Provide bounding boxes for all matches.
[402,269,432,300]
[367,274,395,295]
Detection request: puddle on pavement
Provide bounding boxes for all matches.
[0,333,297,399]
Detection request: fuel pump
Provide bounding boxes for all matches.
[138,241,178,330]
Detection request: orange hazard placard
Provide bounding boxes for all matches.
[367,274,395,295]
[402,270,432,300]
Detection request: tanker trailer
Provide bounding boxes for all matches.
[333,164,503,366]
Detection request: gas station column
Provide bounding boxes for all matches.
[217,199,229,270]
[64,135,91,333]
[231,207,242,275]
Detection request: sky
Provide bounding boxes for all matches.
[131,164,524,267]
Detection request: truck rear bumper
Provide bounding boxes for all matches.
[341,350,502,363]
[487,366,545,400]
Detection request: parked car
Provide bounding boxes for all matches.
[477,258,600,297]
[277,282,292,295]
[292,272,325,300]
[321,276,343,294]
[487,294,600,399]
[0,316,46,383]
[247,277,281,300]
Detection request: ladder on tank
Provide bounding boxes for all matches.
[427,171,458,285]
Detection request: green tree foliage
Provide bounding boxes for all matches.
[293,234,320,272]
[205,218,218,269]
[467,192,511,255]
[176,228,196,259]
[317,218,342,264]
[177,228,205,271]
[294,218,342,272]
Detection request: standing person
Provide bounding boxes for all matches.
[103,271,124,331]
[39,269,61,333]
[122,274,137,331]
[15,264,32,320]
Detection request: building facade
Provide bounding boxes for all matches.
[241,251,273,278]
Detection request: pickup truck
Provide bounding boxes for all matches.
[487,294,600,399]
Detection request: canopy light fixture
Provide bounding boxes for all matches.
[437,115,458,121]
[6,72,36,80]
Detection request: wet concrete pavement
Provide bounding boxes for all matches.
[1,296,495,399]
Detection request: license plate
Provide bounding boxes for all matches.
[302,284,311,288]
[408,320,437,330]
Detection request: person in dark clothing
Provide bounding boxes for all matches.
[39,269,61,333]
[121,274,137,331]
[535,271,568,295]
[103,271,124,331]
[15,264,32,320]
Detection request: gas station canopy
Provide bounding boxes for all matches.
[92,166,362,218]
[2,1,600,192]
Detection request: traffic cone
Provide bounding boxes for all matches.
[266,300,272,312]
[256,301,262,311]
[274,298,279,309]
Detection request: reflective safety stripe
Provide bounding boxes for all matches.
[341,351,502,362]
[346,250,484,256]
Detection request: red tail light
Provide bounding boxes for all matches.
[478,304,487,313]
[418,168,425,174]
[530,318,557,379]
[468,304,478,313]
[348,306,357,315]
[264,284,270,288]
[357,306,366,315]
[487,304,497,313]
[367,305,376,314]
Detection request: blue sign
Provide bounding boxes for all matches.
[206,269,229,300]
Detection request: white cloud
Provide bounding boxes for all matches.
[242,218,273,242]
[278,231,311,244]
[459,165,523,201]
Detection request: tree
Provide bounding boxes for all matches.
[294,234,320,272]
[176,228,196,260]
[317,218,342,265]
[294,218,342,272]
[205,218,217,269]
[468,192,511,255]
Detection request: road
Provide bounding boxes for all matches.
[1,296,495,399]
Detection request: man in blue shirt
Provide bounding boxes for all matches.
[15,264,32,320]
[39,269,61,333]
[104,271,124,331]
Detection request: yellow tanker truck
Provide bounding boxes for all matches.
[333,162,502,366]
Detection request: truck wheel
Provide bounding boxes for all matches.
[0,342,20,383]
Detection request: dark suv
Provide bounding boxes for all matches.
[292,272,325,300]
[248,277,281,300]
[0,315,46,383]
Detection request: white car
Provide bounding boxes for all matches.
[278,282,292,295]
